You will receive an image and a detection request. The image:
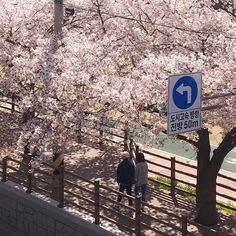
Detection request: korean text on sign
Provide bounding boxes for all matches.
[168,109,201,135]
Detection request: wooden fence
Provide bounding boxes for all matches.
[0,97,235,235]
[0,96,18,113]
[0,156,227,236]
[1,156,191,236]
[148,153,236,210]
[1,96,236,210]
[82,119,236,212]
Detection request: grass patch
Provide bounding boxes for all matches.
[217,201,236,216]
[149,175,172,191]
[149,175,236,216]
[149,175,195,201]
[176,183,196,202]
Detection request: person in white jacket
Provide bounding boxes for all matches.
[135,152,148,210]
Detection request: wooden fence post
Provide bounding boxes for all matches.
[26,165,33,193]
[1,157,7,182]
[181,215,188,236]
[135,145,139,157]
[99,128,104,150]
[94,179,100,225]
[124,129,129,151]
[57,165,65,208]
[135,195,142,236]
[171,157,176,196]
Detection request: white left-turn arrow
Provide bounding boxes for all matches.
[176,83,192,103]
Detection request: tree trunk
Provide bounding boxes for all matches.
[195,170,218,226]
[194,127,236,226]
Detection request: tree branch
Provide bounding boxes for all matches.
[212,0,236,18]
[210,127,236,175]
[94,0,106,34]
[215,127,236,157]
[5,38,31,52]
[176,134,198,148]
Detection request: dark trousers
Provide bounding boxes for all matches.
[135,184,147,202]
[117,184,132,206]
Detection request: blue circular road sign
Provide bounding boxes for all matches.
[173,76,198,109]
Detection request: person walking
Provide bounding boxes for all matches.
[114,151,135,211]
[135,152,148,211]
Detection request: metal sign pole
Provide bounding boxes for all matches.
[54,0,63,35]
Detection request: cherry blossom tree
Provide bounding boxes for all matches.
[0,0,236,226]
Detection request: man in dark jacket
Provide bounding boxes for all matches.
[114,151,135,209]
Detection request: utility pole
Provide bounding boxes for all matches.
[54,0,63,35]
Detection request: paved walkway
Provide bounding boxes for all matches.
[41,135,235,236]
[1,111,236,235]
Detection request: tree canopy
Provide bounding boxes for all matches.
[0,0,236,165]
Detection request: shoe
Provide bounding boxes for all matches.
[140,203,146,212]
[113,203,120,210]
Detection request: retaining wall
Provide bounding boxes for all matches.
[0,182,116,236]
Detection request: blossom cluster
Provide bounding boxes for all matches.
[0,0,235,167]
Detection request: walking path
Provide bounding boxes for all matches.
[57,137,236,236]
[1,110,236,235]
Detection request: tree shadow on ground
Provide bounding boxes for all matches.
[62,137,236,236]
[1,114,236,236]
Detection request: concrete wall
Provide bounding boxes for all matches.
[0,182,116,236]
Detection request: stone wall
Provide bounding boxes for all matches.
[0,182,116,236]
